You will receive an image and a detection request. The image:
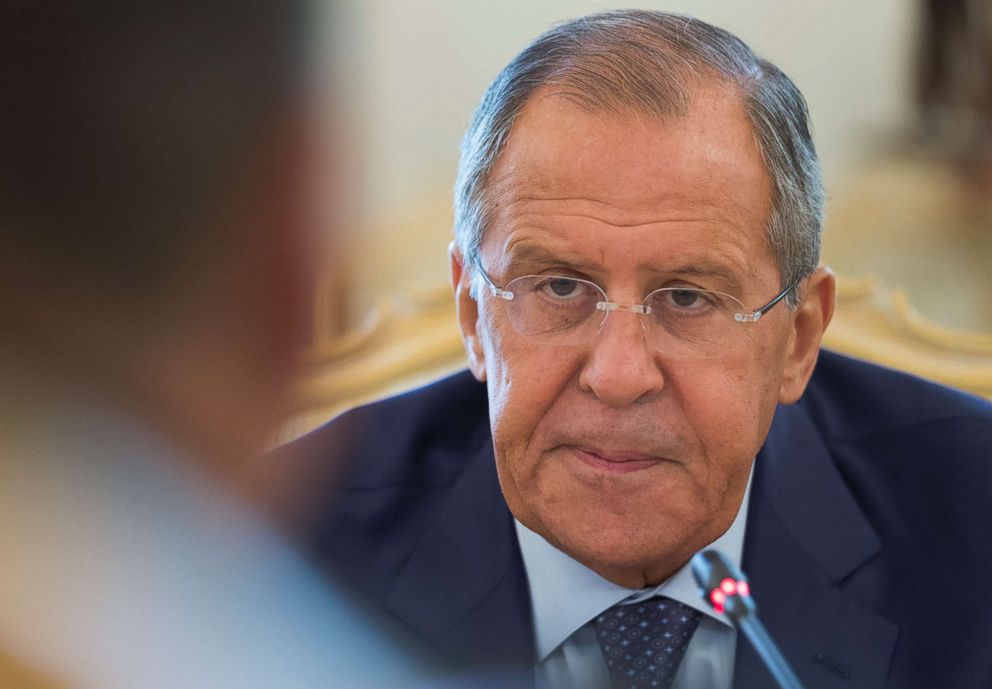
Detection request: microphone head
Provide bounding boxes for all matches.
[691,549,756,623]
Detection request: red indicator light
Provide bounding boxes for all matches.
[713,601,725,614]
[720,577,737,595]
[737,581,750,597]
[710,589,727,606]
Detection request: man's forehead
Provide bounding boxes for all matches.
[485,85,773,227]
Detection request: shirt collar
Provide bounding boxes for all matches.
[515,464,753,661]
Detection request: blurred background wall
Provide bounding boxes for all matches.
[318,0,991,336]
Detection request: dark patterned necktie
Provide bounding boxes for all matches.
[594,596,702,689]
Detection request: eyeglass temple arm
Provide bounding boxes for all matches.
[472,258,515,301]
[737,277,803,323]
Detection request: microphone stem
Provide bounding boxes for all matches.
[737,615,806,689]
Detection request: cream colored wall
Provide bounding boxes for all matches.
[324,1,921,327]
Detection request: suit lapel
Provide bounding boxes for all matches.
[734,402,897,689]
[384,439,535,671]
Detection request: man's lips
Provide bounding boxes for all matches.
[569,446,665,474]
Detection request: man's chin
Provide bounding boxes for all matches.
[532,517,694,588]
[573,546,689,589]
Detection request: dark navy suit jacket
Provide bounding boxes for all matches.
[279,351,992,689]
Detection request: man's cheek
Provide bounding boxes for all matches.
[677,370,752,449]
[701,379,772,468]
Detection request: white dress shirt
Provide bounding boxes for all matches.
[515,469,753,689]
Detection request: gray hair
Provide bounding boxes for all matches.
[454,10,823,306]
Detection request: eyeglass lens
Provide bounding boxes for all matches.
[501,275,746,355]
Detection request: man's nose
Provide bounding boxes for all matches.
[578,310,665,407]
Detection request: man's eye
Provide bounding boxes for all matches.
[669,289,702,308]
[659,288,716,311]
[541,278,583,299]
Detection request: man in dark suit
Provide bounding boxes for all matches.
[282,10,992,689]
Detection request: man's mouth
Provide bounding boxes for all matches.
[569,446,664,474]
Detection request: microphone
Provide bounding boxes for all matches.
[691,549,807,689]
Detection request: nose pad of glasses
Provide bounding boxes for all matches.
[595,301,652,315]
[594,300,655,347]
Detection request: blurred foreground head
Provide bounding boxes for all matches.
[0,3,313,469]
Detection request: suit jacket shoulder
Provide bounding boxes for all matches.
[275,371,534,667]
[799,351,992,584]
[278,371,491,588]
[803,349,992,441]
[737,350,992,689]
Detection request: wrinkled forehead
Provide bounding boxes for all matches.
[480,85,776,277]
[490,84,770,218]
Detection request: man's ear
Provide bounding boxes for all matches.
[779,266,836,403]
[449,242,487,382]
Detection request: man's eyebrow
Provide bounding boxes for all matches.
[505,243,600,272]
[660,263,746,293]
[505,243,749,293]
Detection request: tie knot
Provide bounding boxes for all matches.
[594,596,701,689]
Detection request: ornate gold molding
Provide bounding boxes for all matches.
[825,276,992,398]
